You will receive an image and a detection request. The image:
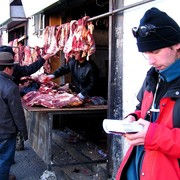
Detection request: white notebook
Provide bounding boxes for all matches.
[103,119,143,134]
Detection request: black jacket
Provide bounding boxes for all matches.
[0,72,28,140]
[53,58,98,97]
[12,57,45,85]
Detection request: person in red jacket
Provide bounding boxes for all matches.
[116,7,180,180]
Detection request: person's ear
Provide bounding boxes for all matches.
[176,43,180,53]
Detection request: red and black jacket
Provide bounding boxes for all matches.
[116,67,180,180]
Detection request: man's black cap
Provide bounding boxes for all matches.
[0,45,15,56]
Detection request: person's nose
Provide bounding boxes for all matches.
[143,52,156,65]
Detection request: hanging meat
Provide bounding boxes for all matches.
[71,16,96,60]
[63,16,96,61]
[63,20,78,60]
[86,21,96,59]
[22,46,33,66]
[56,22,70,51]
[18,43,25,65]
[31,46,41,62]
[43,25,60,54]
[9,39,20,63]
[42,16,96,62]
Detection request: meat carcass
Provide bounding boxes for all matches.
[63,20,78,61]
[56,23,70,51]
[12,39,19,62]
[43,26,60,54]
[23,90,83,108]
[22,79,83,108]
[31,46,41,62]
[51,92,83,108]
[26,93,55,107]
[22,91,41,103]
[22,46,33,66]
[63,16,96,61]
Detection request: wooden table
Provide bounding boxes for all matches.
[23,103,107,170]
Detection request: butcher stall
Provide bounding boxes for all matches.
[8,12,108,174]
[20,73,108,173]
[23,102,107,171]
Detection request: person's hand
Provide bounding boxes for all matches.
[77,93,85,101]
[21,132,28,141]
[41,74,55,83]
[123,118,150,146]
[42,53,54,61]
[124,115,137,123]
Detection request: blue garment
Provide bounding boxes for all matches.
[154,60,180,121]
[126,146,144,180]
[159,58,180,82]
[126,154,137,180]
[0,138,16,180]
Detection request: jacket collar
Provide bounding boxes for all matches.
[159,59,180,82]
[0,71,14,80]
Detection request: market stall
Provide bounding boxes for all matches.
[23,102,107,170]
[7,5,108,174]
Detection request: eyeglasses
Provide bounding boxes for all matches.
[132,24,178,38]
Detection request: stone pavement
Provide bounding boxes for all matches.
[10,137,108,180]
[10,141,49,180]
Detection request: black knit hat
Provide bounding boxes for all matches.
[134,7,180,52]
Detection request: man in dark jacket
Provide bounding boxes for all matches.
[42,51,98,100]
[0,52,28,180]
[0,45,54,151]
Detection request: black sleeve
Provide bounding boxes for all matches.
[53,62,71,78]
[13,57,45,79]
[9,86,28,140]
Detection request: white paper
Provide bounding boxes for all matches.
[103,119,143,134]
